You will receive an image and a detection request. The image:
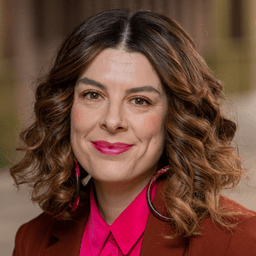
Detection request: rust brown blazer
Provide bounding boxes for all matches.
[13,180,256,256]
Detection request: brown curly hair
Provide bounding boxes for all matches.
[10,9,243,237]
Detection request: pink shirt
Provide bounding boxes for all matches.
[79,181,157,255]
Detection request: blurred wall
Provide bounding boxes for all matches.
[206,0,254,94]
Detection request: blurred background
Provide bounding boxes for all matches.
[1,0,256,255]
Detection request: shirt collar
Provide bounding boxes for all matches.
[87,181,157,255]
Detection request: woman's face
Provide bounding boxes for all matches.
[70,48,168,185]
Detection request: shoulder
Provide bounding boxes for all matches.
[13,204,90,256]
[16,212,55,238]
[13,213,55,256]
[189,196,256,256]
[220,195,256,218]
[226,215,256,255]
[220,196,256,255]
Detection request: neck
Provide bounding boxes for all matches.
[93,172,154,225]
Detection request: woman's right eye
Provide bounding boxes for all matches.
[81,91,103,100]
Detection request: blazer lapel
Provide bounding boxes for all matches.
[140,179,188,256]
[40,198,90,256]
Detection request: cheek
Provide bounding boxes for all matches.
[139,113,165,139]
[71,106,83,127]
[70,105,93,134]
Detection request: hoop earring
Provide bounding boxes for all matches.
[71,160,81,212]
[147,165,173,222]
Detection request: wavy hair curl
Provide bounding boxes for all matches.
[10,9,243,237]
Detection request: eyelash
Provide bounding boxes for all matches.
[80,90,152,107]
[81,90,103,100]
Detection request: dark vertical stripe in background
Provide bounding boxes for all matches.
[231,0,243,38]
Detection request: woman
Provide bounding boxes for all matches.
[11,9,256,256]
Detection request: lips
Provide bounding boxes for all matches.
[92,140,133,155]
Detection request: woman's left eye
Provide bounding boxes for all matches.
[130,97,151,106]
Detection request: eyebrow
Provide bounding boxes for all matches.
[76,77,161,95]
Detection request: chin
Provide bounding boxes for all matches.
[92,172,131,183]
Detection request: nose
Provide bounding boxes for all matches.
[99,101,128,133]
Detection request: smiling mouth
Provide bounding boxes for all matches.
[91,141,133,155]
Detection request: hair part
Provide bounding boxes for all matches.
[10,9,244,236]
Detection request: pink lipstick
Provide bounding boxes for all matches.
[92,140,133,155]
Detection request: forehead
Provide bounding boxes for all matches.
[79,48,164,93]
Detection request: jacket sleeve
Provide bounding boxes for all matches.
[225,216,256,256]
